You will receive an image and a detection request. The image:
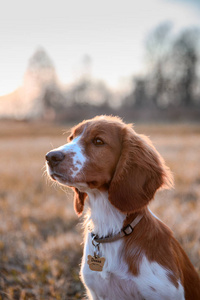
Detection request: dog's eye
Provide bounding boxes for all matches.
[68,135,73,141]
[92,137,104,146]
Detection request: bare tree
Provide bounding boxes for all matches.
[171,29,200,106]
[144,22,173,108]
[25,47,67,118]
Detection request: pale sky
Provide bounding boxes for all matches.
[0,0,200,96]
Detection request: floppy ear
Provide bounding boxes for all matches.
[109,126,173,213]
[73,188,87,216]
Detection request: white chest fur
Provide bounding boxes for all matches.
[80,190,185,300]
[80,190,139,300]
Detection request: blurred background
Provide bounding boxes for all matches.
[1,0,200,122]
[0,0,200,299]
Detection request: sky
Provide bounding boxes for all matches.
[0,0,200,96]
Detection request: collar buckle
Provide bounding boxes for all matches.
[122,224,133,236]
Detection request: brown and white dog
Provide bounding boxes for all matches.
[46,115,200,300]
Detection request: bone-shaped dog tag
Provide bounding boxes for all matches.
[87,255,105,272]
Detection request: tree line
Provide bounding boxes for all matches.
[21,23,200,121]
[125,23,200,109]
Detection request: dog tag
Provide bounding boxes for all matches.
[87,255,105,272]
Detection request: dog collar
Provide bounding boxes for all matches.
[91,214,143,244]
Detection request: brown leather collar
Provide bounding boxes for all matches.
[91,214,143,244]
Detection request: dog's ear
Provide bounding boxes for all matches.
[109,126,173,213]
[73,188,87,216]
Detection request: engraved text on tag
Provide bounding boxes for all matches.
[87,255,105,272]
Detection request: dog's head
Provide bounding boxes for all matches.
[46,116,173,215]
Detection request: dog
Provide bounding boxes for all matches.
[46,115,200,300]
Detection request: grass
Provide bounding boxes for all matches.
[0,120,200,299]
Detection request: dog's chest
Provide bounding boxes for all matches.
[81,233,143,300]
[81,233,185,300]
[80,192,185,299]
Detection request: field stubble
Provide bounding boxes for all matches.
[0,120,200,299]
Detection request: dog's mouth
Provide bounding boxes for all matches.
[49,171,88,192]
[49,171,69,182]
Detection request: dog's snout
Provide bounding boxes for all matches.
[46,150,65,167]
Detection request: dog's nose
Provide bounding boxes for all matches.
[46,151,65,167]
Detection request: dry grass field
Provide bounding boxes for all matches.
[0,120,200,299]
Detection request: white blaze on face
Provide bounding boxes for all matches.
[56,135,86,178]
